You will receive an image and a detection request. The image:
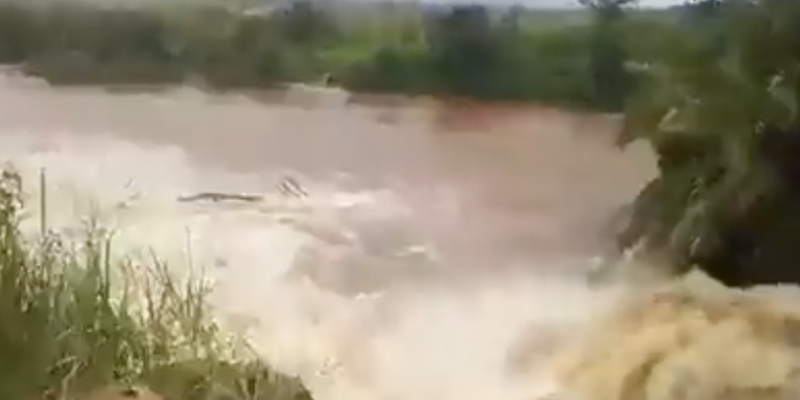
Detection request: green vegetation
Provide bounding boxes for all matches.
[0,0,678,110]
[616,0,800,286]
[0,168,311,400]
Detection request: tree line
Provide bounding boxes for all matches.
[0,0,657,110]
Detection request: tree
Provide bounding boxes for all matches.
[580,0,636,110]
[0,2,40,63]
[424,5,506,98]
[271,1,338,46]
[618,0,800,286]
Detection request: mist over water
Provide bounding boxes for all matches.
[0,74,661,400]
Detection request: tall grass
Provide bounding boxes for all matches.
[0,168,312,400]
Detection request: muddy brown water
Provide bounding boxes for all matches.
[0,74,661,400]
[0,76,655,271]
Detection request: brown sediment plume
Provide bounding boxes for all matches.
[544,270,800,400]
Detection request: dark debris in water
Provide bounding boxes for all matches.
[177,192,264,203]
[177,177,309,203]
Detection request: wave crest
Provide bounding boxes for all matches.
[541,270,800,400]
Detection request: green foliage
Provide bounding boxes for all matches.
[425,5,505,97]
[341,46,433,94]
[0,0,661,108]
[271,1,340,46]
[618,0,800,284]
[0,169,311,400]
[581,0,636,110]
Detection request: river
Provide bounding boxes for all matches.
[0,74,658,400]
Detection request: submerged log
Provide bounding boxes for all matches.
[177,192,264,203]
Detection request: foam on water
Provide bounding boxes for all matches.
[10,126,800,400]
[0,127,644,400]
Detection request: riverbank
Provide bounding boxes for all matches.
[0,169,311,400]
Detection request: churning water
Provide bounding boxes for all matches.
[5,74,799,400]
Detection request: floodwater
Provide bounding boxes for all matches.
[0,74,658,400]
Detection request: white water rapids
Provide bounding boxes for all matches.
[2,126,622,400]
[7,75,799,400]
